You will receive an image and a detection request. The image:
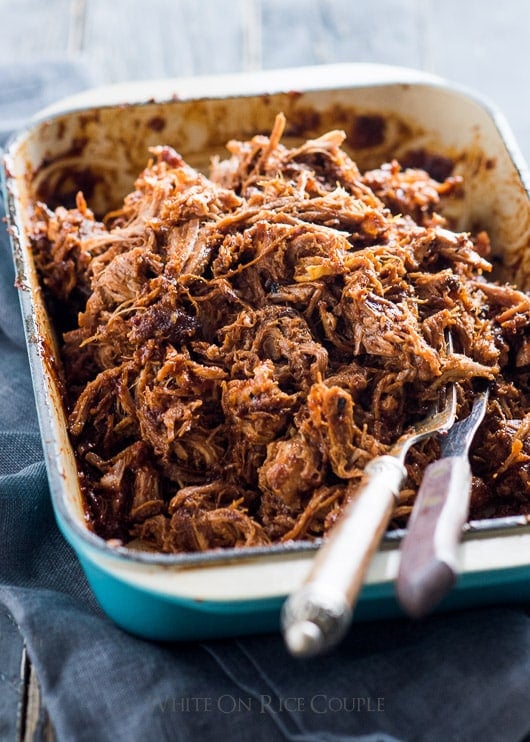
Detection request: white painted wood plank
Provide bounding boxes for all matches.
[82,0,247,83]
[425,0,530,162]
[260,0,423,70]
[0,0,72,62]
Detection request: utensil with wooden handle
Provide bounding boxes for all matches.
[281,382,457,658]
[395,387,489,619]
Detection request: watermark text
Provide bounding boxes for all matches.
[156,694,384,715]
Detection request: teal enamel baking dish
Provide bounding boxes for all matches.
[4,63,530,641]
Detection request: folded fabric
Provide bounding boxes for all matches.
[1,61,530,742]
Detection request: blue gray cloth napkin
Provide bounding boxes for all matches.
[1,61,530,742]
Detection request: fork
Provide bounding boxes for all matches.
[281,374,457,658]
[396,385,490,619]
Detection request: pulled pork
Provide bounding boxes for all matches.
[30,113,530,552]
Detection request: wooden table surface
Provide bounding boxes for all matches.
[1,1,530,740]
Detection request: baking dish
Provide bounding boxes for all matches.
[4,63,530,641]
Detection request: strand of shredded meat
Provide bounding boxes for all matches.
[30,112,530,552]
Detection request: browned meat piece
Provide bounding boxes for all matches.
[361,159,462,225]
[32,193,108,301]
[30,113,530,552]
[129,291,199,346]
[167,507,270,552]
[218,305,328,389]
[259,433,324,508]
[222,361,299,485]
[516,337,530,367]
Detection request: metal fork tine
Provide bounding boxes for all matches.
[446,327,454,354]
[387,328,457,462]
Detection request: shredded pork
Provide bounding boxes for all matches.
[30,113,530,552]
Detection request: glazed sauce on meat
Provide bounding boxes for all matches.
[30,113,530,552]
